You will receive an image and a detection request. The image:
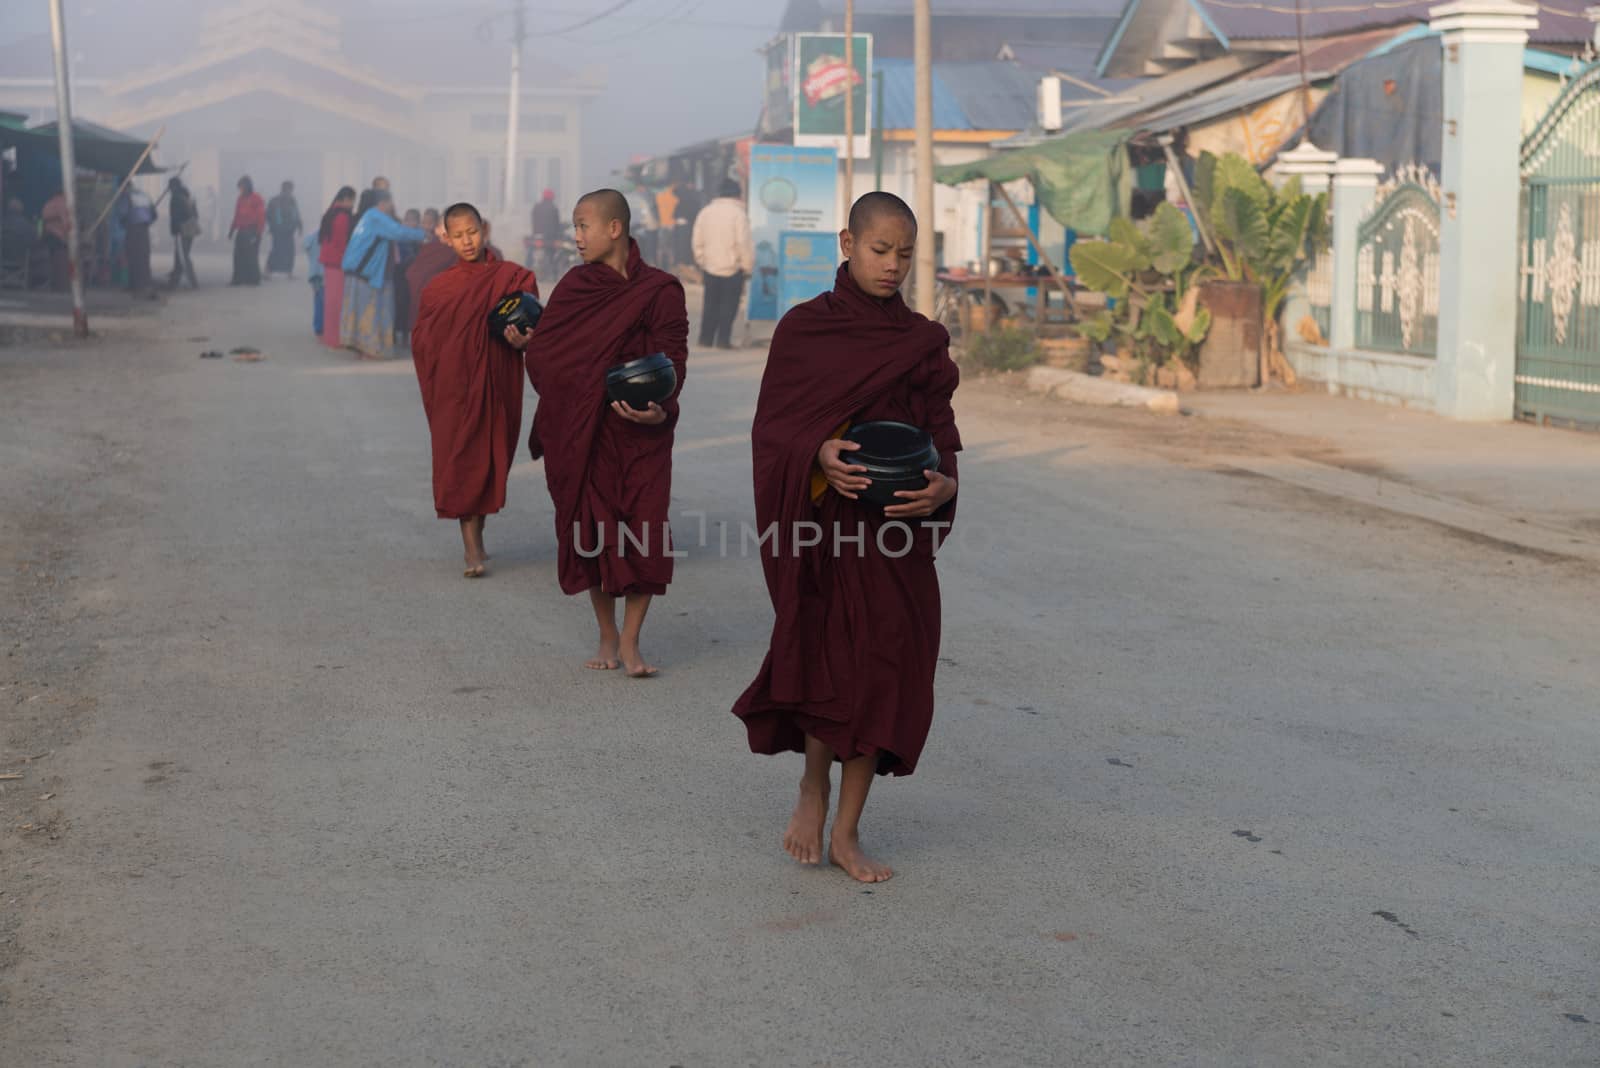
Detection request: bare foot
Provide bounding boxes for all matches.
[829,832,893,883]
[586,635,620,671]
[619,641,658,679]
[462,562,487,579]
[783,778,830,865]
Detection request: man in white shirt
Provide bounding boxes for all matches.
[690,179,755,349]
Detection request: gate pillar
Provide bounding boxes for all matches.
[1429,0,1538,420]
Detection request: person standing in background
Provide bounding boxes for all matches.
[691,179,754,349]
[530,188,563,277]
[228,176,266,286]
[672,181,703,272]
[116,184,158,300]
[393,207,425,350]
[339,189,426,359]
[40,190,70,291]
[304,225,324,336]
[166,175,199,290]
[318,186,358,348]
[653,182,678,269]
[265,181,303,279]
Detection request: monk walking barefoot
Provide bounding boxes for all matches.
[732,193,961,884]
[523,190,688,673]
[411,203,539,578]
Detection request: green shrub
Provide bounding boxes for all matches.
[962,326,1040,371]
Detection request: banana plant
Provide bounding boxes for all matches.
[1194,151,1332,378]
[1070,200,1210,372]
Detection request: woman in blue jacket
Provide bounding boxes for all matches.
[339,189,427,359]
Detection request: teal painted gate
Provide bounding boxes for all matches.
[1517,61,1600,427]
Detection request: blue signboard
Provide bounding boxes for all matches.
[747,143,838,320]
[777,231,838,315]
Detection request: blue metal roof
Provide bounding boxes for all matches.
[875,58,1039,132]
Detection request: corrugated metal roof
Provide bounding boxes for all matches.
[1197,0,1592,44]
[809,0,1127,15]
[1002,39,1121,76]
[1132,71,1306,130]
[875,58,973,130]
[875,59,1039,132]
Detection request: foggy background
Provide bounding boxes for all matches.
[0,0,791,187]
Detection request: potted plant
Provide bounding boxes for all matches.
[1192,152,1331,387]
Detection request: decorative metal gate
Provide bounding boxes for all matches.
[1517,60,1600,427]
[1355,165,1442,358]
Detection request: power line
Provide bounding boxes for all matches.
[548,0,644,35]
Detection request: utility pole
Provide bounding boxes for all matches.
[843,0,855,204]
[913,0,934,317]
[502,0,526,225]
[49,0,87,337]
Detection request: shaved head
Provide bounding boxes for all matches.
[443,201,482,227]
[576,188,630,236]
[848,191,917,236]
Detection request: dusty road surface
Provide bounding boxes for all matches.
[2,276,1598,1067]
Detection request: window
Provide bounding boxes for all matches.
[547,158,561,202]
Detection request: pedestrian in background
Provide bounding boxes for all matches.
[229,176,266,286]
[116,184,158,299]
[166,175,199,290]
[530,188,563,277]
[317,186,357,348]
[394,207,425,349]
[339,189,426,359]
[265,180,302,278]
[692,178,754,349]
[304,227,324,336]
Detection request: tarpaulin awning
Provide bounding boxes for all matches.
[934,129,1129,237]
[0,118,165,177]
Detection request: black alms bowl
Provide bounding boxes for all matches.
[488,291,543,336]
[605,352,677,409]
[844,420,941,507]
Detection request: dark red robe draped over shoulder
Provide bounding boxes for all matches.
[524,239,688,597]
[410,249,538,519]
[731,265,961,777]
[405,241,458,330]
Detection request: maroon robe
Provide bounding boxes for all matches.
[731,265,961,776]
[525,239,688,596]
[411,249,538,519]
[405,241,457,329]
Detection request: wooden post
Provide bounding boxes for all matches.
[913,0,935,317]
[981,181,993,331]
[86,125,165,237]
[843,0,854,201]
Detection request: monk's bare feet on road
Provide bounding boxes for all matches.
[586,636,620,671]
[619,641,658,678]
[829,832,893,883]
[783,778,830,864]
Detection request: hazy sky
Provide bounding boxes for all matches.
[0,0,794,184]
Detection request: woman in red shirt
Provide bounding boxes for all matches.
[228,176,267,286]
[316,186,357,348]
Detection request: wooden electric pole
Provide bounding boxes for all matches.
[843,0,855,204]
[49,0,87,337]
[913,0,934,317]
[502,0,526,224]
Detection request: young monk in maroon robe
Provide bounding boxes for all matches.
[411,202,539,577]
[731,192,961,883]
[524,189,688,677]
